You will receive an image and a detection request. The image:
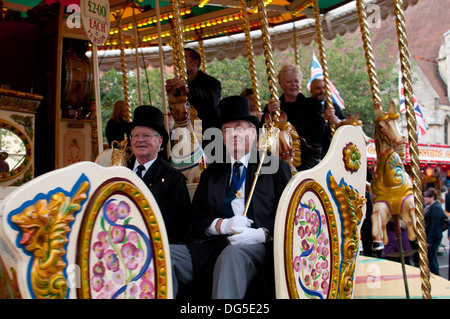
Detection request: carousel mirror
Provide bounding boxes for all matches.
[0,120,32,182]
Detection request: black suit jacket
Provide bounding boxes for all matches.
[186,151,291,298]
[128,157,191,244]
[320,101,346,158]
[190,153,291,236]
[260,93,325,146]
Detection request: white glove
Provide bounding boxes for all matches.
[220,216,253,235]
[228,227,265,245]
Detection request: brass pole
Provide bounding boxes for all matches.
[291,13,300,68]
[312,0,333,111]
[256,0,279,122]
[170,32,180,78]
[355,0,382,107]
[196,29,207,74]
[392,0,431,299]
[240,0,261,113]
[170,0,187,85]
[117,22,131,121]
[131,2,143,105]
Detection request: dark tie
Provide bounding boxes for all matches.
[220,162,243,218]
[136,165,145,179]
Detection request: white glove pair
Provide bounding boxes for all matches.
[220,215,253,235]
[220,215,266,245]
[228,227,266,245]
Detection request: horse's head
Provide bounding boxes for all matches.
[169,96,190,127]
[374,101,407,154]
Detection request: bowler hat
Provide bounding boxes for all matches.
[218,96,260,127]
[129,105,169,146]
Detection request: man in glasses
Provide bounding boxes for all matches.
[128,105,191,244]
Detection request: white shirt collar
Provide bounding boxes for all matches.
[231,152,251,168]
[133,157,157,174]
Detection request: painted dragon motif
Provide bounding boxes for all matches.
[11,181,89,299]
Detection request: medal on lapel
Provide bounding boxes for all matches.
[232,164,246,199]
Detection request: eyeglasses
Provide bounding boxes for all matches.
[130,133,159,141]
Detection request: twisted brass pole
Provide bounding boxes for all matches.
[256,0,279,122]
[170,33,180,78]
[355,0,382,107]
[291,13,300,69]
[170,0,187,85]
[196,29,207,74]
[240,0,261,113]
[117,22,130,121]
[393,0,431,299]
[312,0,333,111]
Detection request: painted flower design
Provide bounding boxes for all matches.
[111,225,126,244]
[292,197,331,299]
[90,198,155,299]
[343,142,361,173]
[117,201,131,220]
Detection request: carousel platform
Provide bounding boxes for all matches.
[354,256,450,299]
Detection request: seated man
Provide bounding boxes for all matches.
[309,78,346,158]
[128,105,191,244]
[170,96,291,299]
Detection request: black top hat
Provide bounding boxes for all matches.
[129,105,169,146]
[218,96,260,127]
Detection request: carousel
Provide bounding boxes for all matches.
[0,0,449,300]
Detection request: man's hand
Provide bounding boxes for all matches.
[166,78,189,96]
[228,227,265,245]
[219,215,253,235]
[323,107,340,125]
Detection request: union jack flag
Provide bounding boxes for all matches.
[398,70,429,138]
[307,53,345,109]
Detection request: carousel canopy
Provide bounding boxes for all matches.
[4,0,419,70]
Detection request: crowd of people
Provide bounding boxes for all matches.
[105,48,449,298]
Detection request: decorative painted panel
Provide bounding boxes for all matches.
[0,162,171,299]
[274,125,368,299]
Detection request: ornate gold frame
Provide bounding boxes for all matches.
[0,119,32,183]
[284,179,340,299]
[77,179,169,299]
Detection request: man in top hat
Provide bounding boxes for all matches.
[170,96,291,299]
[128,105,191,244]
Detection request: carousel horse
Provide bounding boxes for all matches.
[168,95,205,183]
[264,111,301,175]
[95,135,131,167]
[370,101,416,250]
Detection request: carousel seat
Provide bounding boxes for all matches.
[274,125,368,299]
[0,161,171,299]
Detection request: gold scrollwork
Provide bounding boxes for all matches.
[328,174,366,299]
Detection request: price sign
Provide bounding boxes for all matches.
[81,0,110,46]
